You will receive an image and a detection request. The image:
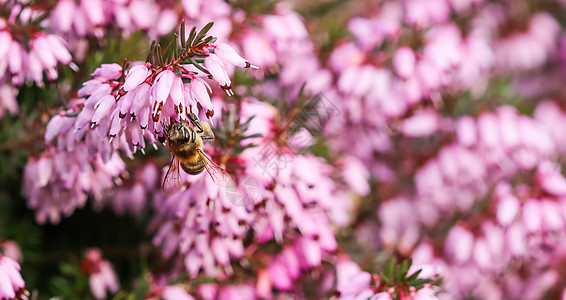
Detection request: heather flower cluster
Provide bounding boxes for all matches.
[26,23,257,224]
[0,1,75,118]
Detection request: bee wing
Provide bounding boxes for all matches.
[197,149,236,188]
[163,155,183,196]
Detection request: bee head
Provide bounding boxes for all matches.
[166,121,191,143]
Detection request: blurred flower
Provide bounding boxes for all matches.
[81,248,120,300]
[0,83,17,118]
[49,0,171,38]
[0,4,75,87]
[22,146,125,224]
[161,285,194,300]
[0,256,25,300]
[0,240,22,263]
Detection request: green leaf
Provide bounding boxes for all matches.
[385,256,395,280]
[155,44,163,66]
[204,36,217,45]
[51,276,70,290]
[398,259,410,280]
[239,115,256,131]
[410,278,434,290]
[60,262,77,276]
[232,143,257,156]
[195,22,215,44]
[180,20,186,49]
[192,49,209,57]
[243,133,263,139]
[163,36,176,63]
[187,58,210,74]
[187,26,197,47]
[406,269,422,283]
[146,40,156,63]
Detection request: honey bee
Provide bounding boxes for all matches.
[161,113,234,196]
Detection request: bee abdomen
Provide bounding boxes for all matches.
[181,161,205,175]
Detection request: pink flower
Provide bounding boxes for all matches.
[214,43,258,69]
[537,162,566,196]
[189,77,213,111]
[204,53,233,95]
[336,258,371,297]
[0,84,17,118]
[393,47,416,78]
[0,241,22,263]
[217,284,255,300]
[162,285,195,300]
[399,111,439,137]
[256,269,272,299]
[82,248,120,300]
[0,256,25,300]
[444,226,474,264]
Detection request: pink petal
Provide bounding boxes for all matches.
[162,286,194,300]
[36,156,52,187]
[154,70,175,104]
[211,238,229,265]
[169,75,184,106]
[393,46,416,78]
[444,225,474,264]
[51,0,76,32]
[81,0,104,25]
[123,64,149,91]
[0,269,15,299]
[47,34,73,65]
[189,78,213,110]
[538,169,566,196]
[0,31,12,59]
[89,274,106,299]
[473,238,491,269]
[130,83,150,114]
[496,194,519,226]
[522,199,542,233]
[92,95,115,124]
[215,43,254,68]
[204,54,231,87]
[268,261,292,289]
[33,36,57,68]
[7,41,22,74]
[296,237,321,268]
[400,111,439,137]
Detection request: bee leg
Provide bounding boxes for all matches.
[188,112,204,133]
[191,131,196,143]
